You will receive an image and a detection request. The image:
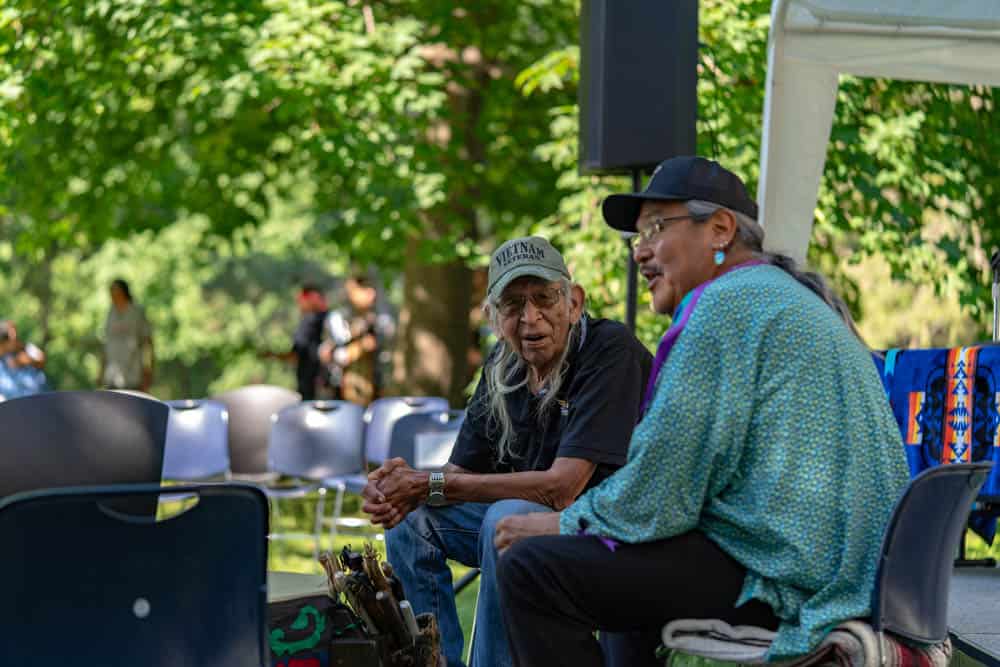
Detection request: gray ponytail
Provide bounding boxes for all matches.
[686,200,866,345]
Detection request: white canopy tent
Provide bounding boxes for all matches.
[759,0,1000,262]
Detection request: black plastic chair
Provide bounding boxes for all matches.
[872,462,993,646]
[163,399,231,481]
[0,390,168,514]
[267,400,366,555]
[0,483,269,666]
[211,384,300,478]
[387,409,465,470]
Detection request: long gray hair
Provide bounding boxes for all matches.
[686,199,865,343]
[478,278,581,464]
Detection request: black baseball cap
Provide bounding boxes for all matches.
[602,156,759,232]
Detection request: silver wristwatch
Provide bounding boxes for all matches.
[427,471,446,507]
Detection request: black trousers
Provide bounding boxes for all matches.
[496,531,780,667]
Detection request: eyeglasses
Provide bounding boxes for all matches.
[630,213,711,248]
[496,286,565,318]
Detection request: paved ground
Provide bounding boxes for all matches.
[951,567,1000,665]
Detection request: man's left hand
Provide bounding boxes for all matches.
[493,512,561,555]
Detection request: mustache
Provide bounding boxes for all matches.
[639,265,662,280]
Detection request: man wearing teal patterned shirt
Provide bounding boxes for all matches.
[493,156,909,666]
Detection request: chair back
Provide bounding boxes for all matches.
[210,385,300,476]
[363,396,450,465]
[163,399,230,480]
[269,400,365,480]
[0,390,167,501]
[388,410,465,470]
[0,483,269,666]
[872,461,993,643]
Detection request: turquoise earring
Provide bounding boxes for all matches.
[713,248,725,266]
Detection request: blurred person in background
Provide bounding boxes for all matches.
[261,283,330,400]
[0,319,49,399]
[320,274,386,405]
[98,278,154,392]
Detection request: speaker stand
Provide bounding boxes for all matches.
[624,168,642,332]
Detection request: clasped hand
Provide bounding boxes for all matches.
[361,458,428,529]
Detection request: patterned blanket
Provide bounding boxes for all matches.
[874,346,1000,542]
[661,619,951,666]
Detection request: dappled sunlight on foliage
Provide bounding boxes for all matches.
[1,0,998,395]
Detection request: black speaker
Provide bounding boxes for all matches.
[579,0,698,174]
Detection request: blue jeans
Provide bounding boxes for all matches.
[385,499,551,667]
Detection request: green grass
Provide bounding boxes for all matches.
[964,529,1000,562]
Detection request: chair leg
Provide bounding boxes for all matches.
[271,493,282,526]
[312,488,326,561]
[465,603,478,666]
[458,568,482,664]
[328,484,346,547]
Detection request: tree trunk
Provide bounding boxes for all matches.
[393,242,473,407]
[392,34,493,406]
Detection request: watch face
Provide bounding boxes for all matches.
[427,491,446,507]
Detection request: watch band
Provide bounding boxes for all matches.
[429,471,445,493]
[427,471,446,506]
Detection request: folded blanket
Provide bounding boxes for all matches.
[661,618,952,666]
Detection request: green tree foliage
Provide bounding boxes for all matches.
[1,0,997,400]
[0,0,580,399]
[1,0,444,388]
[0,201,354,397]
[0,0,440,248]
[518,0,997,349]
[368,2,579,404]
[823,78,997,328]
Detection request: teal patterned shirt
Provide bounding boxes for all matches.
[560,264,909,661]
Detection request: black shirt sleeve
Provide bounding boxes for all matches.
[555,322,652,467]
[448,354,497,473]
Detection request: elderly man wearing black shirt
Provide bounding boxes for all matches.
[363,236,651,667]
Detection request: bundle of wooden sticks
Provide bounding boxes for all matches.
[319,544,442,667]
